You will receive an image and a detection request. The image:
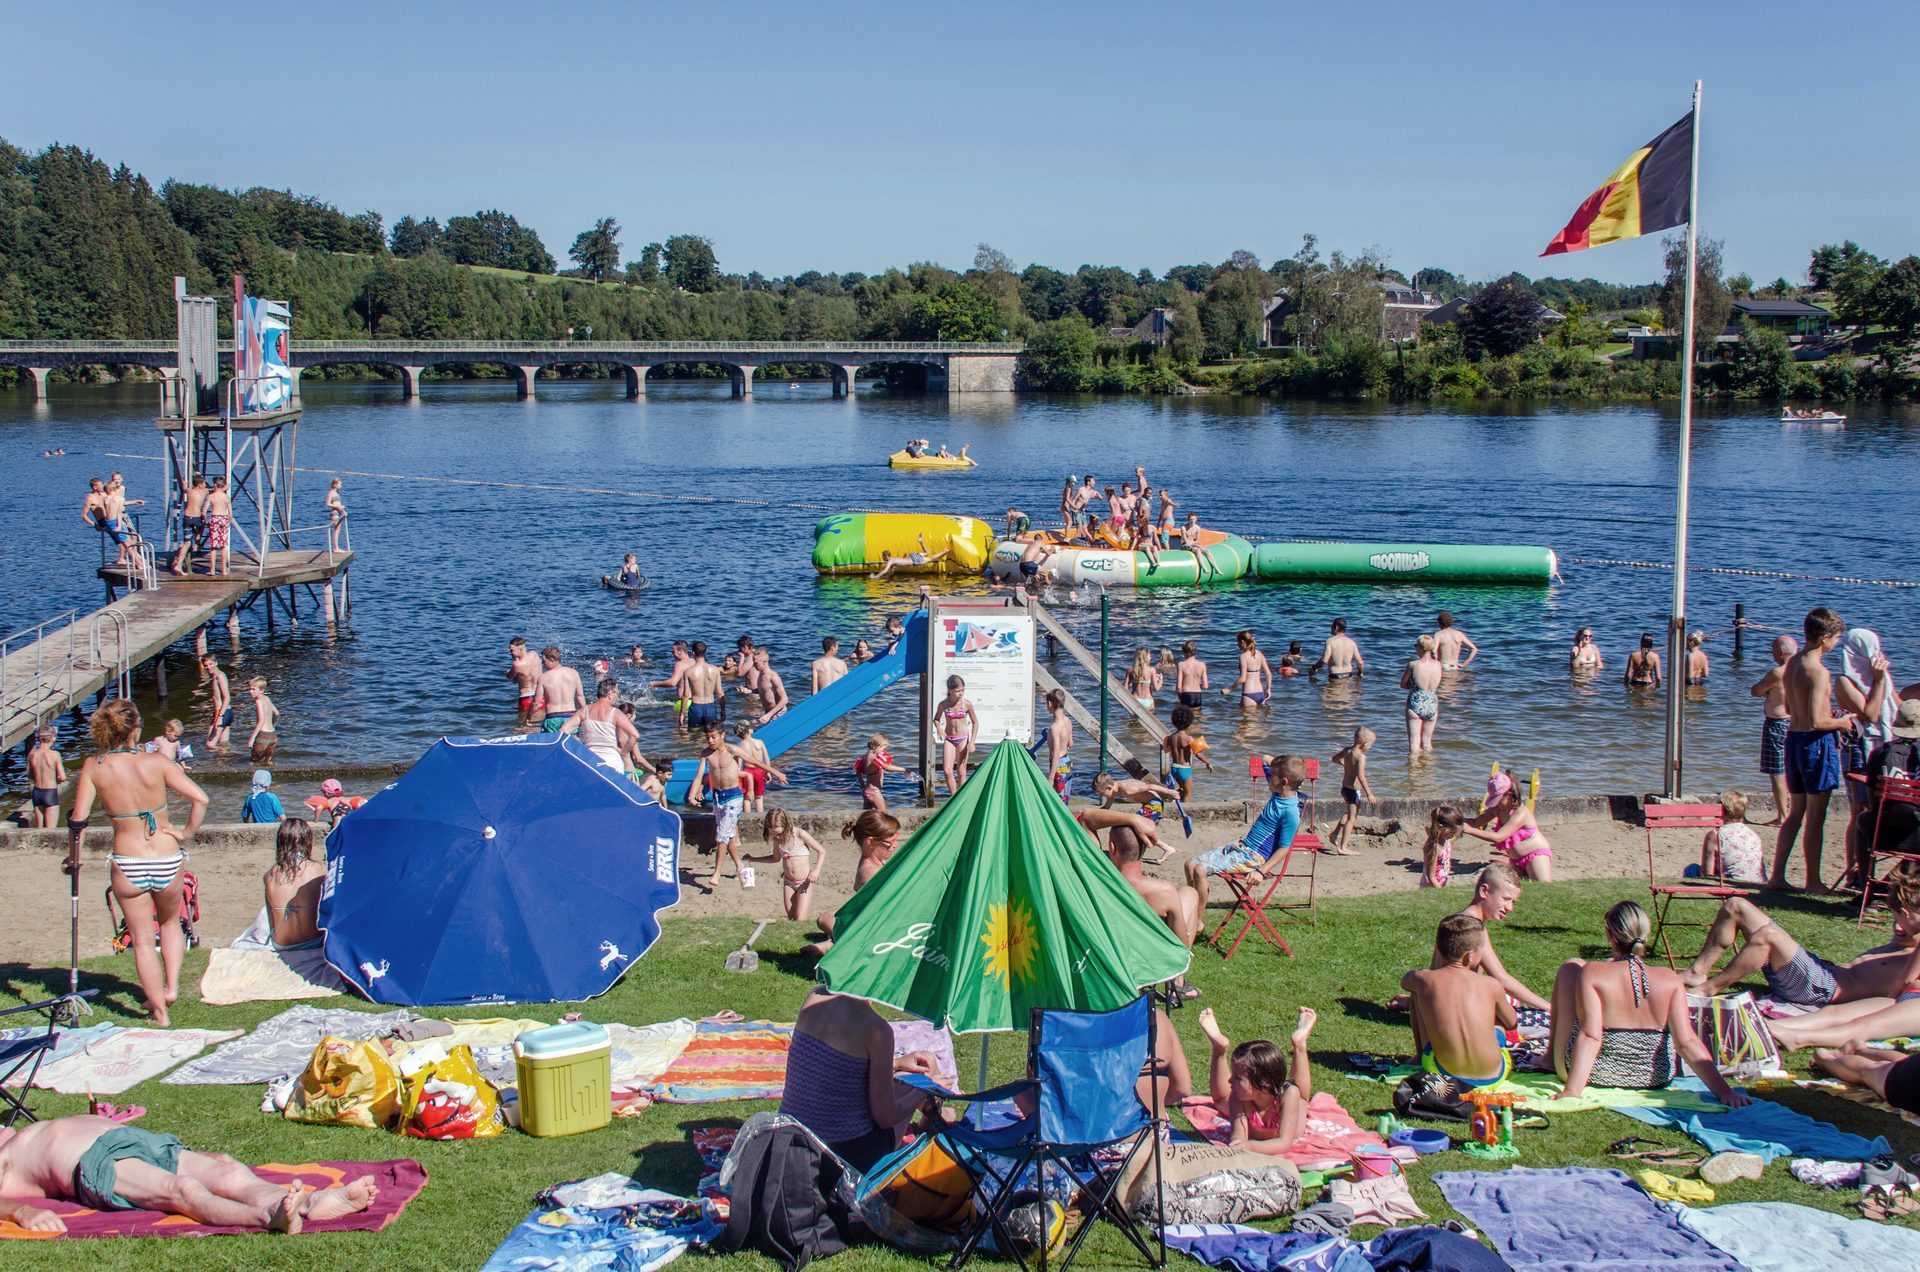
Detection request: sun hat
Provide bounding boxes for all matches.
[250,768,272,789]
[1894,699,1920,741]
[1487,772,1515,803]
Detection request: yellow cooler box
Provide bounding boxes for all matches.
[514,1022,611,1138]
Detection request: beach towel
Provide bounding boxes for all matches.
[482,1203,718,1272]
[1364,1225,1511,1271]
[1669,1198,1920,1271]
[163,1005,412,1085]
[645,1018,792,1103]
[608,1018,698,1090]
[1365,1061,1727,1115]
[1435,1167,1741,1272]
[891,1018,960,1092]
[1,1024,123,1088]
[198,946,350,1005]
[1180,1092,1387,1171]
[0,1158,426,1239]
[1611,1077,1892,1162]
[1164,1222,1371,1272]
[33,1027,241,1095]
[1796,1075,1920,1128]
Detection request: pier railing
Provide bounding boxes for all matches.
[1,610,80,741]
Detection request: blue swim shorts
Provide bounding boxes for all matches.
[1784,729,1840,796]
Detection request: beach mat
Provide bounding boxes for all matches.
[1435,1166,1741,1272]
[1670,1198,1920,1271]
[0,1159,427,1239]
[198,946,350,1005]
[34,1028,241,1095]
[164,1005,411,1086]
[1,1024,123,1089]
[644,1017,791,1103]
[1611,1076,1891,1163]
[1180,1091,1387,1171]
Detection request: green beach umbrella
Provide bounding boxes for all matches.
[818,738,1191,1034]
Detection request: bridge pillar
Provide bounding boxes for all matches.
[944,353,1018,394]
[26,366,50,400]
[400,365,423,399]
[288,365,304,405]
[833,365,861,397]
[515,365,539,399]
[624,364,649,399]
[730,364,758,398]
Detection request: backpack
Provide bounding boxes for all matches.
[717,1121,855,1272]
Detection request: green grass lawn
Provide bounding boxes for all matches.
[2,879,1915,1269]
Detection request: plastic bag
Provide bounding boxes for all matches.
[284,1036,402,1130]
[400,1043,504,1139]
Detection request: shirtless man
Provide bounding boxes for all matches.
[0,1115,375,1234]
[651,640,693,728]
[80,478,107,537]
[682,641,725,733]
[26,728,65,828]
[204,475,232,576]
[689,720,758,889]
[201,654,232,749]
[752,648,789,724]
[534,646,587,734]
[1175,641,1209,709]
[1769,607,1855,892]
[1432,612,1478,671]
[1311,618,1364,679]
[1750,634,1798,827]
[1102,820,1202,1000]
[811,637,849,694]
[171,476,209,574]
[507,637,541,726]
[1401,916,1517,1088]
[1221,631,1273,708]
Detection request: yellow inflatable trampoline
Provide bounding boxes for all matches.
[812,512,994,574]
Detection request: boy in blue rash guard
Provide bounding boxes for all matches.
[1185,753,1305,905]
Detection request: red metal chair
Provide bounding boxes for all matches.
[1209,759,1319,959]
[1645,802,1751,967]
[1858,776,1920,926]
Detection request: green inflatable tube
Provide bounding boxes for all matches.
[1251,542,1557,586]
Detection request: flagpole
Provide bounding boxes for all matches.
[1661,80,1703,799]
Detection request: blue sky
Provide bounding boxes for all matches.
[9,0,1913,285]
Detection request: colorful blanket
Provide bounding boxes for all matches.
[644,1018,791,1102]
[34,1027,241,1094]
[1164,1222,1369,1272]
[163,1005,412,1085]
[0,1159,427,1239]
[1179,1092,1387,1172]
[198,945,349,1005]
[1,1024,123,1088]
[1670,1198,1920,1271]
[1612,1076,1892,1163]
[1435,1166,1742,1272]
[481,1201,718,1272]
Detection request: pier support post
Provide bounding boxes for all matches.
[154,655,167,698]
[324,579,337,624]
[731,364,756,398]
[400,365,423,399]
[624,364,648,399]
[27,366,50,399]
[515,365,539,399]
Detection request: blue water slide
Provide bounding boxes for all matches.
[663,611,928,804]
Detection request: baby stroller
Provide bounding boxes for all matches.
[106,871,201,954]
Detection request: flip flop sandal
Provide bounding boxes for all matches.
[1608,1140,1697,1165]
[1858,1186,1920,1221]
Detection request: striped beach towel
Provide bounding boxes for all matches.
[645,1018,792,1103]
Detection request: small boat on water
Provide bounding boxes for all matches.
[601,574,648,594]
[1781,409,1846,424]
[889,449,976,470]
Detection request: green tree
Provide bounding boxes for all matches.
[902,280,1006,341]
[389,215,441,258]
[663,234,719,292]
[1828,244,1888,327]
[567,217,621,281]
[1729,319,1793,398]
[1658,235,1732,349]
[1808,240,1876,290]
[1018,265,1076,322]
[1460,278,1542,359]
[1724,272,1754,298]
[1018,316,1098,390]
[1412,267,1463,298]
[626,242,662,286]
[442,210,554,273]
[1199,251,1272,357]
[1872,256,1920,336]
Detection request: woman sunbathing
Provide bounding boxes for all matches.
[1550,901,1747,1106]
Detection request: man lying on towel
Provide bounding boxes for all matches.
[1402,915,1516,1088]
[0,1116,376,1234]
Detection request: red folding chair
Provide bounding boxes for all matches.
[1208,760,1319,959]
[1645,802,1751,967]
[1858,776,1920,926]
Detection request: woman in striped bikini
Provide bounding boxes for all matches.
[67,700,209,1026]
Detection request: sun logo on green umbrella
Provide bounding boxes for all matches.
[982,899,1039,988]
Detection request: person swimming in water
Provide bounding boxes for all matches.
[1624,633,1661,689]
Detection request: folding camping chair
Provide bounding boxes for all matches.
[1207,758,1320,959]
[912,995,1165,1272]
[1859,776,1920,926]
[1645,802,1751,967]
[0,990,99,1127]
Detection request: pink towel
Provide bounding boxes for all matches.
[1180,1090,1388,1171]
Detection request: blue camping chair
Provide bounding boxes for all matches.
[0,991,98,1127]
[914,994,1166,1272]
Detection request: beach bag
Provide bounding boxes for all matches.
[1116,1138,1302,1224]
[717,1121,854,1272]
[858,1134,975,1233]
[1393,1071,1473,1122]
[399,1044,504,1139]
[284,1036,403,1130]
[1687,991,1783,1079]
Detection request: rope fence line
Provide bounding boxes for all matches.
[103,452,1920,592]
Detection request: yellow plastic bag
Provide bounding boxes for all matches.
[400,1044,504,1140]
[284,1036,403,1130]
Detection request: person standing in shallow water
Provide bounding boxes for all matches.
[1623,633,1661,689]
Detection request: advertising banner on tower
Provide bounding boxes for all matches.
[930,610,1035,746]
[233,274,293,414]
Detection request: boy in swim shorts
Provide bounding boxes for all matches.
[1770,607,1856,891]
[26,727,65,828]
[1328,726,1375,857]
[1161,706,1212,801]
[690,721,759,890]
[1401,915,1517,1088]
[0,1114,375,1233]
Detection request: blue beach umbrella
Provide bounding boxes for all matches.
[319,734,681,1007]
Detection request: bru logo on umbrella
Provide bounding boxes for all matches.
[982,900,1039,988]
[871,922,952,968]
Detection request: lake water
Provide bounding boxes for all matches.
[4,379,1917,809]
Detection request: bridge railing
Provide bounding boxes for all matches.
[1,339,1023,354]
[0,609,80,746]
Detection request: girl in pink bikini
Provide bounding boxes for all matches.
[1461,771,1553,882]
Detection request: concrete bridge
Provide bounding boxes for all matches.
[0,339,1023,399]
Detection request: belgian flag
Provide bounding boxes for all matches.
[1542,112,1693,255]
